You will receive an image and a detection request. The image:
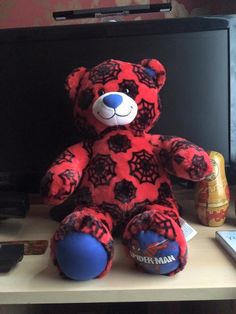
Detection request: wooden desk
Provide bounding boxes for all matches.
[0,195,235,305]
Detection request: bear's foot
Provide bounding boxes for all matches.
[52,208,114,280]
[55,232,108,281]
[123,209,187,275]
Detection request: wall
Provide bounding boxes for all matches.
[0,0,236,29]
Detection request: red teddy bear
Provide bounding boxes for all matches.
[41,59,212,280]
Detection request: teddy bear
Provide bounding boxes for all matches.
[41,59,212,281]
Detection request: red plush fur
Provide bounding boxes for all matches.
[41,59,212,278]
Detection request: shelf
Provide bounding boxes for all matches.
[0,199,235,304]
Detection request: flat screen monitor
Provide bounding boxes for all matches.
[0,15,235,192]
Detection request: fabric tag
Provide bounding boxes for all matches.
[179,217,198,241]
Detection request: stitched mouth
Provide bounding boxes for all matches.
[116,108,132,117]
[97,108,132,120]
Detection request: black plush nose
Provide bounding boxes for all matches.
[103,94,122,109]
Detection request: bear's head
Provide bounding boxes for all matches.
[66,59,166,139]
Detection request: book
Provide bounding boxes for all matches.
[215,230,236,262]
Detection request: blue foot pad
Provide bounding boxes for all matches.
[129,231,180,275]
[56,232,108,281]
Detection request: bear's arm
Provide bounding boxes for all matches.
[41,143,89,205]
[149,134,212,181]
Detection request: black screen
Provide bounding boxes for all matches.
[0,25,230,191]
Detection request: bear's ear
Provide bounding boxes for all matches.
[140,59,166,90]
[65,67,87,101]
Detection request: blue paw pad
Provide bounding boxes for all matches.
[129,231,180,275]
[55,232,108,281]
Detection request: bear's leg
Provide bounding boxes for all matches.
[51,207,114,281]
[123,206,187,275]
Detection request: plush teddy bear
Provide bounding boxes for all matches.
[41,59,212,281]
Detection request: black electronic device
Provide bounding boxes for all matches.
[0,15,235,194]
[53,3,172,21]
[0,243,24,273]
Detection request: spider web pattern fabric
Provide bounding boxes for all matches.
[129,149,160,184]
[123,208,187,275]
[88,154,116,187]
[89,59,121,84]
[132,64,156,88]
[130,99,156,135]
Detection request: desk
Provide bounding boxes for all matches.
[0,193,235,305]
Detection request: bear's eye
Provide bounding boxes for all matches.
[119,79,139,99]
[123,88,130,95]
[98,89,105,96]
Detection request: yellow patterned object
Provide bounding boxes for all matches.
[195,151,230,227]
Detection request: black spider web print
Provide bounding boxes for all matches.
[159,135,175,142]
[114,179,137,204]
[171,139,204,154]
[163,209,179,225]
[157,182,173,208]
[52,169,79,201]
[159,149,175,175]
[156,215,177,240]
[88,154,116,187]
[124,211,176,241]
[76,186,93,205]
[53,150,75,166]
[132,64,156,88]
[130,99,155,134]
[187,154,207,180]
[129,150,159,184]
[89,60,121,84]
[108,134,131,153]
[59,169,79,188]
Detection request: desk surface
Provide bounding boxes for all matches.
[0,193,235,304]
